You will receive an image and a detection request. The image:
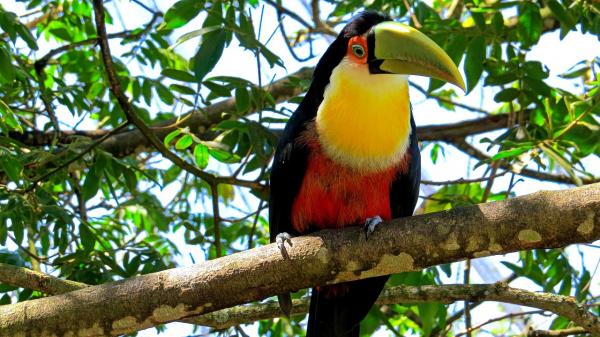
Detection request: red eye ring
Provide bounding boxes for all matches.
[347,36,368,63]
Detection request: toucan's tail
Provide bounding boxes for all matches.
[306,276,388,337]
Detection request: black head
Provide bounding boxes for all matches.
[299,11,464,116]
[305,12,391,102]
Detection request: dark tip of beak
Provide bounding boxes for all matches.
[368,59,388,74]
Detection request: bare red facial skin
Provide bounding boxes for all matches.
[347,35,368,64]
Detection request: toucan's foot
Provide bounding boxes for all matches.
[276,232,293,257]
[364,215,383,240]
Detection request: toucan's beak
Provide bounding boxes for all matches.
[368,21,465,91]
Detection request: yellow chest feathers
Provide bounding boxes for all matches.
[315,58,412,172]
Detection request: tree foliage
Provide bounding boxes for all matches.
[0,0,598,336]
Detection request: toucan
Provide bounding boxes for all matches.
[269,11,465,337]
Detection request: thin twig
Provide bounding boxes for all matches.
[464,259,472,337]
[455,310,546,337]
[247,200,264,250]
[92,0,219,187]
[276,7,315,62]
[263,0,313,29]
[35,12,162,71]
[26,122,130,190]
[210,183,222,258]
[481,161,500,203]
[447,138,599,185]
[410,82,490,114]
[130,0,156,14]
[402,0,422,28]
[421,171,508,186]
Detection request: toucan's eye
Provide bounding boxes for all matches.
[352,44,366,58]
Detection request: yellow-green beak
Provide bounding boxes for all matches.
[369,21,465,91]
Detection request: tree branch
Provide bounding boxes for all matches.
[447,138,599,185]
[92,0,220,187]
[11,107,522,158]
[528,327,588,337]
[183,285,590,332]
[34,12,162,71]
[0,263,87,295]
[0,184,598,336]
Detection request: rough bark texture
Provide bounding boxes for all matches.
[0,184,598,336]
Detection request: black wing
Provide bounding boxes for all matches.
[390,114,421,218]
[268,107,312,242]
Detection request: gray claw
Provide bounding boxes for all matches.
[276,232,293,257]
[364,215,383,240]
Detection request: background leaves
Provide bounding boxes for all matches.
[0,0,598,336]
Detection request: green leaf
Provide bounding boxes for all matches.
[235,87,250,112]
[545,0,576,37]
[82,167,101,200]
[15,23,38,50]
[192,29,226,83]
[523,61,548,80]
[86,82,104,101]
[0,100,22,133]
[142,79,153,105]
[417,303,440,336]
[518,3,542,48]
[559,66,590,79]
[491,12,504,35]
[0,153,21,182]
[49,27,73,41]
[539,144,582,185]
[464,36,486,93]
[494,88,520,102]
[259,43,284,68]
[430,143,444,164]
[491,146,530,160]
[79,223,96,252]
[0,46,15,84]
[203,80,231,97]
[161,69,196,83]
[12,219,23,246]
[170,84,197,96]
[170,26,220,50]
[161,0,205,30]
[175,134,194,150]
[470,12,486,31]
[122,167,138,192]
[164,129,182,147]
[209,148,240,163]
[193,143,209,169]
[0,11,17,40]
[155,83,174,105]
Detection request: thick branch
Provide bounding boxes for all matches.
[12,107,519,156]
[0,184,598,336]
[97,66,313,157]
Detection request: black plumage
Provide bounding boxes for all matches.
[269,11,421,337]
